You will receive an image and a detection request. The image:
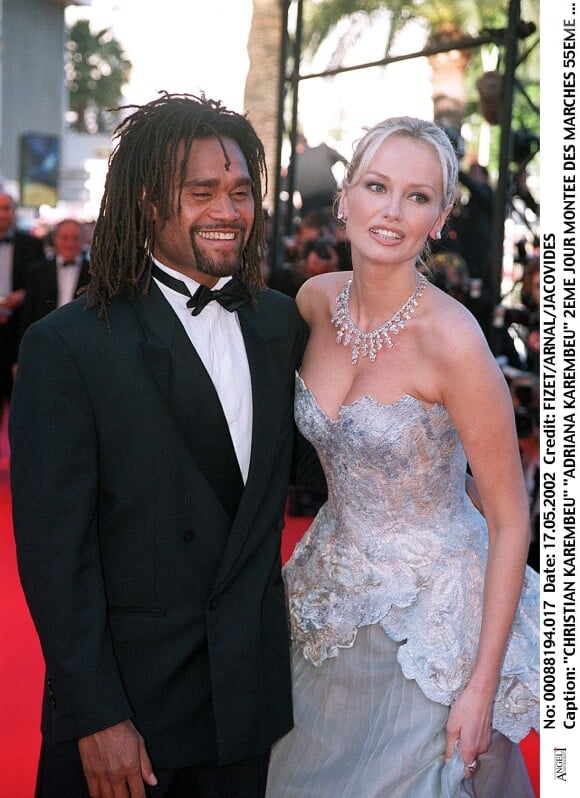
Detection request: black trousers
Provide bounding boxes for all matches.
[35,739,270,798]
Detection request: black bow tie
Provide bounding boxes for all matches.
[62,260,77,267]
[0,235,13,244]
[151,263,249,316]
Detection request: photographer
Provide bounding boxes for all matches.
[269,210,339,298]
[492,256,540,373]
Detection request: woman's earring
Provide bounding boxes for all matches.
[435,230,441,240]
[337,210,344,221]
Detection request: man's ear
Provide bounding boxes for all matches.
[140,187,159,221]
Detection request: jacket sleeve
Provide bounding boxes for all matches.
[9,320,133,743]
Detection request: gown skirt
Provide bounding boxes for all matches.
[266,624,535,798]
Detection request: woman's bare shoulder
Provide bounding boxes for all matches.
[296,272,351,322]
[423,281,488,351]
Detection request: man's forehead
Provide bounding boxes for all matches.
[180,136,250,174]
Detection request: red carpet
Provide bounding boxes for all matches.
[0,413,538,796]
[0,409,44,798]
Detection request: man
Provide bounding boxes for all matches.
[10,93,307,798]
[292,133,346,217]
[455,162,494,333]
[21,217,91,333]
[0,191,44,422]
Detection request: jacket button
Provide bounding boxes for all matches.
[209,598,219,611]
[183,530,195,543]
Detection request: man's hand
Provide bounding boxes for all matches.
[78,719,157,798]
[0,290,25,323]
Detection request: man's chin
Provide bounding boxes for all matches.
[194,251,243,279]
[201,263,241,280]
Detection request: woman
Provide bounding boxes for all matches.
[267,117,539,797]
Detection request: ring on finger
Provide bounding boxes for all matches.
[466,758,478,773]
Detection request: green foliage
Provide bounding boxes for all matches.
[66,19,132,134]
[302,0,539,158]
[305,0,539,60]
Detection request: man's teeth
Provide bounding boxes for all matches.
[198,231,236,240]
[371,229,401,240]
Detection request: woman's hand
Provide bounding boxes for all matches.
[445,684,493,779]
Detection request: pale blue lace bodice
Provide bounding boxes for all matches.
[287,373,540,743]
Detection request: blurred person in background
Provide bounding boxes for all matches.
[20,218,91,336]
[292,133,347,217]
[270,209,340,299]
[0,191,44,429]
[492,255,540,374]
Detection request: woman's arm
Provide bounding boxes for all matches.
[433,308,530,771]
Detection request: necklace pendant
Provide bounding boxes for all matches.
[330,273,427,364]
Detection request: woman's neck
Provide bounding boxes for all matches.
[348,264,421,330]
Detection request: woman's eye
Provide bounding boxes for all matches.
[366,181,384,193]
[411,193,429,203]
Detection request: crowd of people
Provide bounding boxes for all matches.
[4,92,539,798]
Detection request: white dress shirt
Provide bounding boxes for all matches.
[56,257,82,307]
[152,258,253,482]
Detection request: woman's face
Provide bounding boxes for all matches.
[341,136,449,269]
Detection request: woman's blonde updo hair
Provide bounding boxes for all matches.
[342,116,459,212]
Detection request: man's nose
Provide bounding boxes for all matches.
[210,193,240,219]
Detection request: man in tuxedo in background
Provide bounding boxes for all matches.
[0,191,44,425]
[21,218,91,335]
[10,93,307,798]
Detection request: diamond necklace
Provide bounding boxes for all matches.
[331,272,427,365]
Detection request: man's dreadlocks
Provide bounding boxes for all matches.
[87,92,267,311]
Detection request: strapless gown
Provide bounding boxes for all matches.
[266,374,539,797]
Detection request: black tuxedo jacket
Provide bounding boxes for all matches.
[10,281,307,768]
[21,253,91,333]
[0,230,45,367]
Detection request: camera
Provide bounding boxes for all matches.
[492,305,538,329]
[514,407,536,439]
[499,363,539,439]
[302,236,334,261]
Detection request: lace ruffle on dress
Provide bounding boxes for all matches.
[287,373,540,743]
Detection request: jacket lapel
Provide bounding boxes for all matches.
[133,283,244,520]
[213,299,287,584]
